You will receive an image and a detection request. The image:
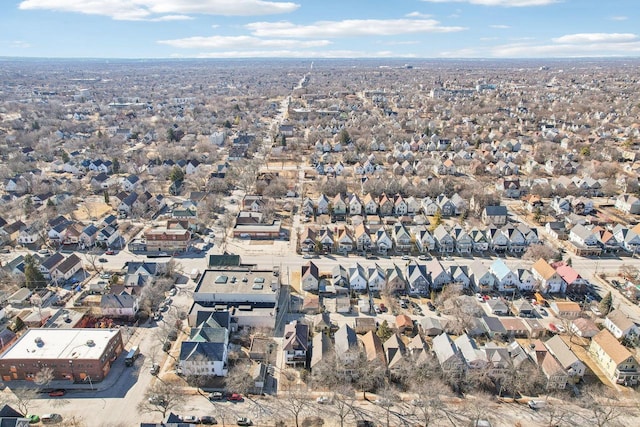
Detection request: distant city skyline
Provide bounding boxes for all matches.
[1,0,639,59]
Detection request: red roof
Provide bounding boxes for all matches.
[555,265,580,284]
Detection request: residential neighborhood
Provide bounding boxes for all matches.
[1,56,640,427]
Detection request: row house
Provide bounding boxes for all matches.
[615,194,640,215]
[532,259,567,294]
[612,225,640,253]
[568,224,602,256]
[589,329,639,386]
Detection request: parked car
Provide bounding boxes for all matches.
[41,414,63,424]
[316,395,330,404]
[591,306,602,316]
[401,255,411,260]
[105,249,115,255]
[98,258,108,263]
[148,395,167,406]
[418,255,430,260]
[208,391,224,401]
[27,414,40,424]
[228,393,243,401]
[162,341,171,352]
[528,400,546,410]
[201,416,217,425]
[556,324,566,333]
[181,416,200,423]
[356,421,375,427]
[150,363,160,375]
[48,389,66,397]
[236,417,252,426]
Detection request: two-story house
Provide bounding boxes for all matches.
[283,320,309,368]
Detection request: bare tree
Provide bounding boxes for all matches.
[34,367,55,387]
[9,387,38,416]
[523,244,559,262]
[277,388,312,427]
[578,386,623,427]
[224,361,255,397]
[137,379,186,419]
[327,385,357,427]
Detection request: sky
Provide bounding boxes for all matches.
[0,0,639,59]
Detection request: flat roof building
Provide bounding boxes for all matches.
[0,328,123,383]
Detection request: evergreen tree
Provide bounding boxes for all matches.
[169,166,185,183]
[103,190,110,204]
[112,158,120,174]
[376,320,393,341]
[338,129,351,144]
[24,254,46,289]
[61,151,70,163]
[223,120,232,128]
[599,291,613,315]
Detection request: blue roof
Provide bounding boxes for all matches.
[490,259,512,280]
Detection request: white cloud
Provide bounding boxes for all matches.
[18,0,300,20]
[181,49,415,59]
[9,40,31,49]
[440,31,640,58]
[422,0,559,6]
[610,16,628,21]
[158,35,330,49]
[552,33,637,44]
[148,14,193,21]
[490,24,510,29]
[246,19,466,38]
[405,11,432,18]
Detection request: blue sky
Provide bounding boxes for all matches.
[1,0,639,58]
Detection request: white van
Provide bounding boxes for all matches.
[528,400,546,410]
[41,413,63,424]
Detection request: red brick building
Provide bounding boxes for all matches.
[0,328,123,383]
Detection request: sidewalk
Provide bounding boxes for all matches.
[5,355,127,393]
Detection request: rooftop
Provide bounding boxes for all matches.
[194,268,279,296]
[1,328,120,361]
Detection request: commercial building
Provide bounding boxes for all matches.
[0,328,123,383]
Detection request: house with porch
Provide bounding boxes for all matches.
[532,259,566,294]
[283,320,309,368]
[589,329,639,386]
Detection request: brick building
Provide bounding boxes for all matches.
[0,328,123,383]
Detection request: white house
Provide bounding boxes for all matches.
[604,310,639,340]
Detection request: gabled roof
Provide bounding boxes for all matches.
[361,331,386,364]
[283,320,309,352]
[606,309,636,332]
[592,329,634,365]
[532,258,557,280]
[41,252,65,270]
[334,324,358,355]
[54,254,82,274]
[544,335,581,370]
[100,293,137,310]
[484,205,508,216]
[179,341,226,363]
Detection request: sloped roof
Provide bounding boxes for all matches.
[179,341,226,363]
[592,329,634,365]
[360,331,386,364]
[532,258,557,280]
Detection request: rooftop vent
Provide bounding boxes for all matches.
[34,337,44,347]
[86,340,95,347]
